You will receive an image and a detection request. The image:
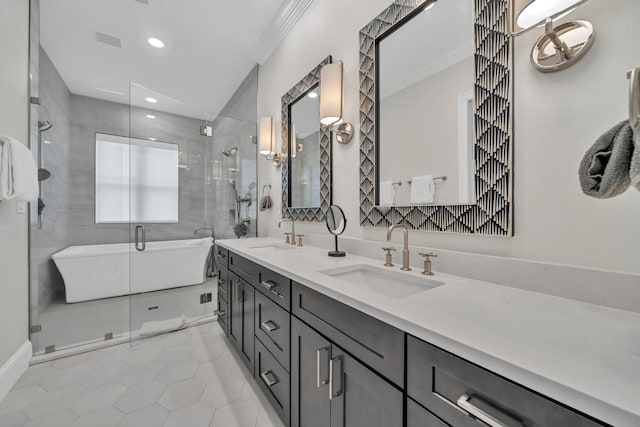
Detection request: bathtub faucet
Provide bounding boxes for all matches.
[194,228,215,237]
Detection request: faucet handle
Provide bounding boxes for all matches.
[296,234,304,247]
[419,253,437,275]
[419,252,437,258]
[284,232,291,244]
[382,247,396,267]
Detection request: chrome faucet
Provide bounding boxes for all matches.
[278,219,296,245]
[386,224,411,271]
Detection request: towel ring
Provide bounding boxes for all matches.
[628,68,640,128]
[262,184,272,196]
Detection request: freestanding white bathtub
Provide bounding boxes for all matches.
[51,237,213,303]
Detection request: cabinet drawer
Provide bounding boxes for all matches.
[215,246,228,270]
[407,398,449,427]
[255,291,290,371]
[255,338,290,426]
[229,252,260,286]
[407,336,607,427]
[217,294,228,336]
[217,267,229,300]
[292,282,404,387]
[257,267,291,311]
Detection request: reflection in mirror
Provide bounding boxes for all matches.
[378,0,474,205]
[289,86,321,208]
[326,205,347,257]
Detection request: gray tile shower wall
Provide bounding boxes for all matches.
[32,48,258,312]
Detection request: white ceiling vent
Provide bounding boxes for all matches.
[133,0,149,5]
[95,31,122,48]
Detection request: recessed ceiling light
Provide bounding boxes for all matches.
[148,137,157,141]
[146,114,156,119]
[145,97,157,103]
[308,92,318,98]
[147,37,165,48]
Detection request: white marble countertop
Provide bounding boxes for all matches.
[217,238,640,427]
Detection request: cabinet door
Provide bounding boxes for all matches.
[228,273,242,349]
[240,281,255,374]
[291,317,331,427]
[329,345,403,427]
[228,273,255,374]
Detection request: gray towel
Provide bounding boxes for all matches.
[579,120,634,198]
[631,122,640,190]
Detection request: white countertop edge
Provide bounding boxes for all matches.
[217,238,638,427]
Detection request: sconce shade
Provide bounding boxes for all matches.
[516,0,587,30]
[320,62,344,126]
[259,117,273,155]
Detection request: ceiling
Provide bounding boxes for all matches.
[40,0,295,120]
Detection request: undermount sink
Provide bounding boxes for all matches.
[249,243,296,252]
[320,264,444,299]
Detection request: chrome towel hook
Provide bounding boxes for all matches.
[627,68,640,128]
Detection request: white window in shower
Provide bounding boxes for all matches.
[95,133,179,223]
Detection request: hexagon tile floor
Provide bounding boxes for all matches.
[0,322,284,427]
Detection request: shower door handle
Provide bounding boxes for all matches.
[135,225,146,252]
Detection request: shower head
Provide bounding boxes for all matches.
[222,147,238,157]
[38,121,53,132]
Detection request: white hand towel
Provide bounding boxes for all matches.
[379,181,395,206]
[0,136,39,201]
[410,175,435,204]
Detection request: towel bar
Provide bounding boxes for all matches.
[390,176,447,186]
[406,176,447,184]
[627,68,640,128]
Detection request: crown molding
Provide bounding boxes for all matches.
[251,0,314,65]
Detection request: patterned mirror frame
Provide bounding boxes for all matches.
[359,0,513,236]
[281,56,333,222]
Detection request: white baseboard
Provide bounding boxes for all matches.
[0,341,32,402]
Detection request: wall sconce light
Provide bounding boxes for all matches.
[291,124,297,159]
[510,0,595,73]
[259,116,281,167]
[320,61,354,144]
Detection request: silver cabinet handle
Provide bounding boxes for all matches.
[135,225,146,252]
[456,394,521,427]
[260,370,278,387]
[260,280,284,298]
[233,281,242,303]
[261,320,278,332]
[260,280,276,290]
[329,356,342,400]
[217,279,226,294]
[316,347,329,388]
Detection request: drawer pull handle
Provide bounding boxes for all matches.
[260,280,277,290]
[329,355,342,400]
[457,394,520,427]
[260,370,279,387]
[316,347,329,388]
[261,320,279,332]
[271,290,284,299]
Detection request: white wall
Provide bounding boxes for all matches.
[258,0,640,275]
[0,0,30,365]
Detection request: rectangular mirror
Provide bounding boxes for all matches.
[359,0,513,235]
[281,56,332,222]
[378,0,474,205]
[289,85,321,207]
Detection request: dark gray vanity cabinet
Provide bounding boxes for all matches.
[407,336,607,427]
[228,271,255,375]
[291,317,403,427]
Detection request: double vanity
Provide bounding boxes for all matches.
[214,237,639,427]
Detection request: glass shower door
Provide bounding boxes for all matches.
[128,82,216,346]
